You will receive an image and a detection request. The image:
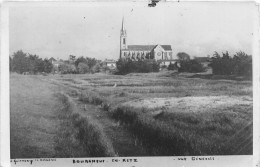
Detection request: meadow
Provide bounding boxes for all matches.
[10,74,115,158]
[10,71,253,157]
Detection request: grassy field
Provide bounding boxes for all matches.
[10,74,115,158]
[10,71,253,157]
[10,74,60,158]
[47,71,252,156]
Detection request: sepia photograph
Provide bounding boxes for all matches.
[2,0,259,166]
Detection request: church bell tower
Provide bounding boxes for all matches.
[120,17,127,58]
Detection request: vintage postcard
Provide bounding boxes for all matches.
[0,0,259,167]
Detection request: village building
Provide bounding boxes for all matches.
[103,59,116,68]
[49,57,57,64]
[119,18,176,66]
[49,57,64,73]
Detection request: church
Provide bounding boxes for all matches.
[119,18,176,66]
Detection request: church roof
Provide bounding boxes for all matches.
[160,45,172,51]
[122,45,172,51]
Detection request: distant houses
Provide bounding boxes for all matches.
[49,57,56,64]
[48,56,117,74]
[49,57,63,73]
[103,59,116,68]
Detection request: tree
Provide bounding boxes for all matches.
[209,51,234,75]
[233,51,252,76]
[43,58,53,73]
[92,63,101,73]
[28,54,44,74]
[59,63,77,74]
[177,52,190,61]
[209,51,252,77]
[75,56,100,73]
[77,62,90,74]
[11,50,30,73]
[75,56,86,67]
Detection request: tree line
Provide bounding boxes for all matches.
[116,51,252,78]
[9,50,110,74]
[209,51,252,77]
[10,50,252,78]
[10,50,53,74]
[167,51,252,78]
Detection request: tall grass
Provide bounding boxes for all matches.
[112,106,194,155]
[78,91,111,111]
[111,105,253,155]
[56,93,116,157]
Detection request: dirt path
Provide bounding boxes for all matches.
[70,96,149,156]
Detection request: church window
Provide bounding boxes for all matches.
[123,38,125,44]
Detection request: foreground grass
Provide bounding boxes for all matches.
[112,104,252,155]
[10,74,116,158]
[10,74,60,158]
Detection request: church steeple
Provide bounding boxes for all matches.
[121,17,126,36]
[120,17,127,51]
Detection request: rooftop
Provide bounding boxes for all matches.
[122,45,172,51]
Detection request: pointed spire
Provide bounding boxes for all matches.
[121,16,126,36]
[121,16,125,31]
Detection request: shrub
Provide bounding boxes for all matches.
[116,59,160,74]
[161,65,167,69]
[59,63,77,74]
[168,62,178,71]
[178,60,205,73]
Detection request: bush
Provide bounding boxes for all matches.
[77,62,90,74]
[178,60,205,73]
[161,65,167,69]
[116,59,160,74]
[75,56,101,73]
[59,63,77,74]
[168,62,178,71]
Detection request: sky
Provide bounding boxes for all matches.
[9,1,256,61]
